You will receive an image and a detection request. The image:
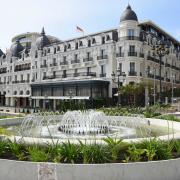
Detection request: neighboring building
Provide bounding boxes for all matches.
[0,5,179,112]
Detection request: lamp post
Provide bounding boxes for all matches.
[152,40,170,104]
[151,68,156,105]
[111,71,126,107]
[171,75,175,105]
[14,97,17,113]
[29,96,32,113]
[68,89,73,110]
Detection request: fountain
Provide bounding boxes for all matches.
[14,110,154,143]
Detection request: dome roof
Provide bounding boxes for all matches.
[10,39,24,57]
[120,5,138,22]
[36,27,50,50]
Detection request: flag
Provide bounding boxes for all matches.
[76,26,84,33]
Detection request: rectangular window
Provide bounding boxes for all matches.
[130,62,135,72]
[129,45,135,52]
[43,72,46,78]
[87,52,90,59]
[101,65,106,74]
[87,67,91,73]
[43,60,46,66]
[74,54,78,60]
[119,46,122,54]
[118,63,122,73]
[128,29,134,36]
[63,56,66,62]
[101,49,105,56]
[27,74,30,82]
[21,74,23,81]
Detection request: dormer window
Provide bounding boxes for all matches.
[68,44,71,49]
[102,37,105,44]
[106,35,110,41]
[79,41,83,46]
[64,45,67,52]
[75,42,78,50]
[88,40,91,47]
[92,38,96,44]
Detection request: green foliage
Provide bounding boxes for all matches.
[28,145,49,162]
[0,140,7,157]
[0,138,179,163]
[139,139,173,160]
[156,115,180,122]
[127,144,145,162]
[59,141,81,163]
[79,141,109,164]
[7,139,26,160]
[103,137,127,162]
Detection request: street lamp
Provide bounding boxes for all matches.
[171,75,176,105]
[152,39,170,103]
[29,96,32,113]
[68,89,73,110]
[111,71,126,107]
[150,68,156,105]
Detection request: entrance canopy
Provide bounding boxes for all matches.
[31,96,90,100]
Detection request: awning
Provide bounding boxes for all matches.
[5,95,31,98]
[31,96,90,100]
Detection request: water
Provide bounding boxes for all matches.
[18,110,152,140]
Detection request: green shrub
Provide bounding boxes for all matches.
[28,146,49,162]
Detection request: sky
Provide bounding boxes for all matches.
[0,0,179,51]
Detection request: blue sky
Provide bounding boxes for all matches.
[0,0,179,51]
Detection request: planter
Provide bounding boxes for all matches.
[0,158,180,180]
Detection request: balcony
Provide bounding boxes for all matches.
[83,57,93,62]
[50,63,58,67]
[71,59,80,64]
[116,53,124,57]
[40,64,48,68]
[120,36,139,41]
[60,61,68,65]
[139,53,144,58]
[128,52,137,57]
[99,73,106,77]
[128,71,137,76]
[166,78,171,82]
[165,63,171,68]
[147,56,160,64]
[97,55,108,60]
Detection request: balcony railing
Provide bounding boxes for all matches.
[83,57,93,62]
[99,73,106,77]
[40,64,48,68]
[97,55,108,60]
[165,63,171,68]
[50,63,58,67]
[139,53,144,58]
[116,53,124,57]
[120,36,140,41]
[128,71,137,76]
[128,52,137,57]
[60,61,68,65]
[62,72,96,78]
[71,59,80,64]
[147,56,160,64]
[166,78,171,82]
